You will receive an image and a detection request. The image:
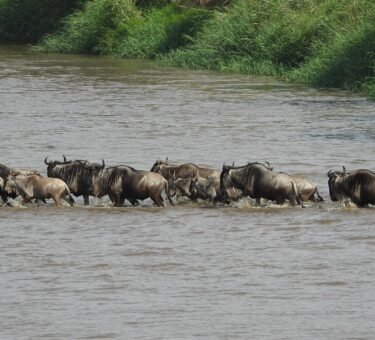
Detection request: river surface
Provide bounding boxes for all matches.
[0,45,374,339]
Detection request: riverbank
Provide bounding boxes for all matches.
[1,0,374,97]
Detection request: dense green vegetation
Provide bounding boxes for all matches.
[0,0,374,97]
[0,0,87,43]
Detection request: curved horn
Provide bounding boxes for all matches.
[327,169,334,177]
[232,161,235,167]
[342,166,346,174]
[102,159,105,169]
[63,155,67,162]
[44,157,51,165]
[265,161,273,171]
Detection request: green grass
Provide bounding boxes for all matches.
[161,0,375,96]
[36,0,140,54]
[116,4,210,58]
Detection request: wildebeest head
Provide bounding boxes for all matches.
[88,159,105,172]
[166,170,177,197]
[327,169,347,202]
[4,176,18,197]
[150,157,169,172]
[44,156,74,177]
[0,163,11,181]
[219,164,233,197]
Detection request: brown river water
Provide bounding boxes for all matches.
[0,45,374,339]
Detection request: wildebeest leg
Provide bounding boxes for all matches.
[150,193,164,207]
[165,184,175,206]
[108,193,115,205]
[118,197,126,207]
[62,195,75,206]
[293,195,305,208]
[315,189,325,202]
[255,197,261,206]
[83,195,89,206]
[110,193,121,207]
[1,193,8,204]
[21,197,33,205]
[52,196,62,207]
[128,198,139,206]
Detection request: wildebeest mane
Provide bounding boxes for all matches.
[104,165,140,189]
[344,170,375,193]
[224,162,269,189]
[53,162,91,186]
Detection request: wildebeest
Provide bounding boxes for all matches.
[151,158,220,180]
[92,164,174,207]
[0,177,4,203]
[5,174,75,207]
[328,167,375,207]
[292,176,324,202]
[0,163,11,203]
[45,156,104,205]
[167,176,194,200]
[1,163,41,204]
[92,165,140,207]
[220,162,303,207]
[190,176,220,202]
[151,158,223,202]
[117,165,174,207]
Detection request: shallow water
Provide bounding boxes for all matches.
[0,45,374,339]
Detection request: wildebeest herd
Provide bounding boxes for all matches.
[0,157,374,208]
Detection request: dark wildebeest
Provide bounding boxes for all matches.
[5,174,75,207]
[0,177,4,203]
[0,163,11,203]
[119,165,174,207]
[328,167,375,207]
[45,157,104,205]
[220,162,303,207]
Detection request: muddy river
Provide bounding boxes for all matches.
[0,45,374,339]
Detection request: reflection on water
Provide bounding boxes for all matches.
[0,45,374,339]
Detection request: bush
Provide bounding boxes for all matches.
[289,19,375,91]
[37,0,140,54]
[162,0,375,93]
[117,4,209,58]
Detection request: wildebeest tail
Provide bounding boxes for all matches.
[65,184,75,205]
[291,181,304,208]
